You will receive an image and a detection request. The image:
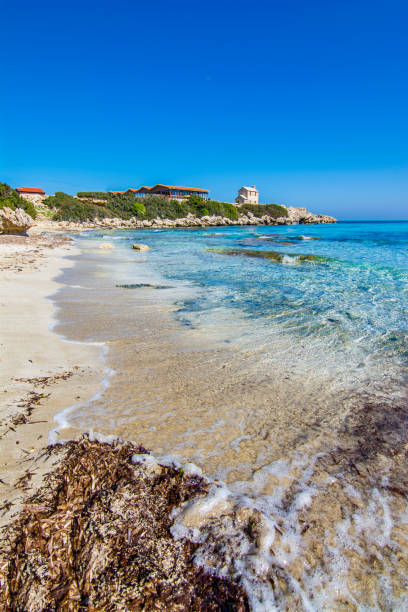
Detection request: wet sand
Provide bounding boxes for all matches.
[51,239,408,610]
[2,233,408,609]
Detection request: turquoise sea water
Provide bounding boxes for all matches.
[58,221,408,610]
[81,221,408,398]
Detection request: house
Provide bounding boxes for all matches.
[16,187,45,196]
[16,187,47,204]
[108,191,125,194]
[235,185,259,205]
[129,184,209,201]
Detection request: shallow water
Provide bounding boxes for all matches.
[54,222,408,610]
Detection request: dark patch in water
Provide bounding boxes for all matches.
[343,400,408,462]
[256,235,321,243]
[208,248,330,264]
[240,238,298,246]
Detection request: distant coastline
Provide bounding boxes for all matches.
[35,204,336,233]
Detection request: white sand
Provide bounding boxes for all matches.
[0,235,105,525]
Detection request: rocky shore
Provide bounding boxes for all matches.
[36,206,336,233]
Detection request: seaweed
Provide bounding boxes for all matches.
[208,248,330,264]
[116,283,173,290]
[0,437,248,611]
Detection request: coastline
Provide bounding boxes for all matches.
[33,205,337,233]
[0,231,249,610]
[1,223,408,609]
[0,234,106,526]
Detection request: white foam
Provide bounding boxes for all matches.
[281,254,299,265]
[182,462,203,477]
[88,430,122,444]
[48,343,115,444]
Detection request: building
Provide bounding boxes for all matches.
[16,187,47,204]
[108,191,125,195]
[129,184,209,201]
[235,185,259,205]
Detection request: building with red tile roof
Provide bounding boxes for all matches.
[16,187,45,195]
[130,184,209,200]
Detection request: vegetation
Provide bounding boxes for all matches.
[133,200,146,217]
[239,203,288,218]
[44,190,287,223]
[45,191,240,222]
[0,182,288,224]
[45,192,112,221]
[0,182,37,219]
[77,191,110,199]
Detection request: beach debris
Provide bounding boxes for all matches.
[0,437,248,611]
[132,243,150,251]
[0,207,34,235]
[13,371,74,388]
[116,283,173,289]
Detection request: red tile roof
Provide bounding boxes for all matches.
[16,187,45,194]
[128,187,152,193]
[108,190,125,194]
[152,184,209,193]
[129,185,209,194]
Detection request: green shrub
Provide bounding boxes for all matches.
[133,201,146,217]
[20,200,37,219]
[104,192,139,219]
[240,203,288,218]
[76,192,109,199]
[45,192,111,221]
[0,182,37,219]
[205,201,239,220]
[41,188,288,224]
[140,196,189,220]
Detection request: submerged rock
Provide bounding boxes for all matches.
[132,243,150,251]
[209,248,330,264]
[99,242,114,249]
[0,207,34,235]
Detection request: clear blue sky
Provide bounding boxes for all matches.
[1,0,407,219]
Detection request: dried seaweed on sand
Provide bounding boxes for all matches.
[0,437,248,611]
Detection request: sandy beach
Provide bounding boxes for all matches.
[0,233,106,526]
[0,231,249,610]
[1,224,408,610]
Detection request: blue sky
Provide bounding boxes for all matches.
[1,0,407,219]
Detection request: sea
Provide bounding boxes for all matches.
[53,221,408,611]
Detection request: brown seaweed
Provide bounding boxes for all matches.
[0,437,248,611]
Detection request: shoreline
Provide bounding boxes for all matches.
[1,225,408,609]
[0,234,107,526]
[32,205,337,234]
[0,232,249,609]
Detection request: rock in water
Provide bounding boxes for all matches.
[99,242,114,249]
[132,243,150,251]
[0,207,34,235]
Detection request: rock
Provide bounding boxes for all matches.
[287,206,336,224]
[99,243,114,249]
[132,243,150,251]
[178,495,234,529]
[0,207,34,235]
